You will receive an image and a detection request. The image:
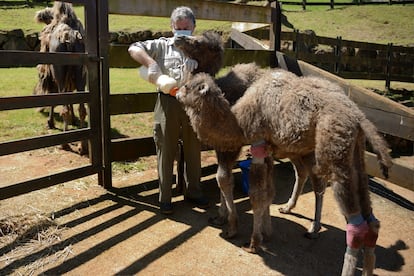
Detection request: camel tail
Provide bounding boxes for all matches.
[360,118,393,178]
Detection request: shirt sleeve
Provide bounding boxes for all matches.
[130,38,168,64]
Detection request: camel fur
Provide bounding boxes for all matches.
[176,69,392,274]
[34,1,87,154]
[175,34,330,239]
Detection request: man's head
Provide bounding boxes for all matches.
[170,6,196,36]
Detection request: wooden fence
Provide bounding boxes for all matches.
[233,27,414,89]
[279,0,414,10]
[0,0,109,199]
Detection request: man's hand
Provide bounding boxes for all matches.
[147,62,162,84]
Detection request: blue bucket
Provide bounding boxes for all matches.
[238,159,252,195]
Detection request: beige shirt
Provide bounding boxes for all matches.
[131,37,187,87]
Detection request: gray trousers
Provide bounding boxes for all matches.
[153,93,203,203]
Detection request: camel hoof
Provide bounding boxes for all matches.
[304,231,320,239]
[77,141,88,155]
[278,206,292,214]
[47,120,55,129]
[242,243,258,254]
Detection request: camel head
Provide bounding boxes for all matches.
[176,72,246,152]
[174,30,224,76]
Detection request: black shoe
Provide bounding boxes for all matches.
[184,196,209,209]
[160,202,173,215]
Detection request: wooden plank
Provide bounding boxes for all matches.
[0,92,90,111]
[108,0,271,23]
[365,152,414,192]
[109,44,275,68]
[223,48,274,67]
[0,51,90,67]
[359,106,414,141]
[297,59,414,141]
[109,93,157,115]
[111,136,155,161]
[230,28,269,50]
[109,44,137,68]
[0,129,91,156]
[0,165,98,200]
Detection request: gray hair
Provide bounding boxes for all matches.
[170,6,196,26]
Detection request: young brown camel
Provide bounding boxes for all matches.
[175,69,392,275]
[34,1,87,154]
[176,33,333,239]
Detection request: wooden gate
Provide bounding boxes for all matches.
[0,0,111,199]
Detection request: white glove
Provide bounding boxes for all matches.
[184,58,198,73]
[156,75,178,95]
[147,62,162,84]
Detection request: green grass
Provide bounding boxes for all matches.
[0,68,155,142]
[283,5,414,46]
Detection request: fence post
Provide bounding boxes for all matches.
[385,42,393,91]
[330,0,334,9]
[294,29,300,59]
[335,36,342,74]
[270,0,282,53]
[302,0,306,10]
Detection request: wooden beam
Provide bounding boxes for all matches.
[297,59,414,141]
[111,136,155,161]
[0,93,90,111]
[0,51,89,67]
[108,45,274,68]
[108,0,271,23]
[0,165,98,200]
[230,28,269,50]
[0,129,91,156]
[365,152,414,192]
[109,93,157,115]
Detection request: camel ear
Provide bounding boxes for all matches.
[199,83,209,95]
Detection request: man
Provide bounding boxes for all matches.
[128,6,208,214]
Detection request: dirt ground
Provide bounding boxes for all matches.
[0,147,413,275]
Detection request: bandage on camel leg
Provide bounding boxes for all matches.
[243,156,275,253]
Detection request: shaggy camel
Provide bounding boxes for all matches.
[176,33,330,239]
[175,69,392,275]
[34,1,87,154]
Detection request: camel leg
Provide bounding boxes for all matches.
[48,105,55,129]
[61,104,71,132]
[77,102,88,155]
[354,132,379,276]
[244,156,275,253]
[306,172,325,239]
[76,64,88,155]
[278,158,309,214]
[211,150,240,238]
[262,156,275,241]
[314,119,368,275]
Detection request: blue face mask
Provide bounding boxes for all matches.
[174,30,192,37]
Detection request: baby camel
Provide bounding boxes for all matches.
[176,69,392,275]
[175,33,331,239]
